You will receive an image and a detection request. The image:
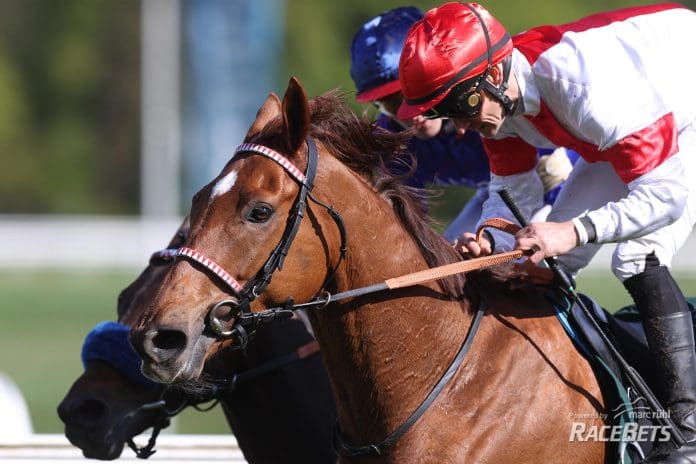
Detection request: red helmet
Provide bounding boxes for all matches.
[397,2,512,120]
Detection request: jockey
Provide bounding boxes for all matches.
[397,3,696,462]
[349,6,574,241]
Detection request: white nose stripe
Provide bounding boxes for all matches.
[210,170,238,201]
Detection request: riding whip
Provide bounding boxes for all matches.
[498,187,686,447]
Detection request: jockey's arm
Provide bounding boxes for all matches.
[578,146,688,245]
[475,137,544,252]
[521,115,689,263]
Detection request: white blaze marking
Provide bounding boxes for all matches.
[210,170,238,201]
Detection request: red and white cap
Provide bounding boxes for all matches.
[396,2,512,119]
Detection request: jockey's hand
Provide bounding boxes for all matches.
[536,147,573,192]
[453,232,492,259]
[515,221,577,264]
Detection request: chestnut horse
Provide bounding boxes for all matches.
[58,217,336,462]
[130,78,607,463]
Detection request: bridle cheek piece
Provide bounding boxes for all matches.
[173,137,346,349]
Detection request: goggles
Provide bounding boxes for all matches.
[422,70,489,120]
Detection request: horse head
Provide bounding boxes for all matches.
[130,77,363,384]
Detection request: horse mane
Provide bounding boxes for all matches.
[305,91,468,299]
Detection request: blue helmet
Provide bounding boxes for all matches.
[350,6,424,102]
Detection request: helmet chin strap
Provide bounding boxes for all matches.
[480,55,515,115]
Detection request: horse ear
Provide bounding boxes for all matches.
[245,92,282,141]
[281,77,310,154]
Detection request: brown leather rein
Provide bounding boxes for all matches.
[270,217,528,310]
[386,218,526,290]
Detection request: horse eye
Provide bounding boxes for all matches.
[246,204,274,223]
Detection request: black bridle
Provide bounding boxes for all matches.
[175,137,346,350]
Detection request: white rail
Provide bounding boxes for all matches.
[1,215,695,272]
[0,434,247,463]
[0,215,182,270]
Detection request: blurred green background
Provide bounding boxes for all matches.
[1,0,696,438]
[2,0,695,216]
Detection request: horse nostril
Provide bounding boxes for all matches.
[151,329,187,352]
[132,328,189,365]
[75,399,108,425]
[59,398,108,427]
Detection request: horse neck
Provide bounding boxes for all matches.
[309,160,473,443]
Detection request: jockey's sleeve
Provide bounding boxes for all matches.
[583,147,688,244]
[478,136,543,251]
[554,107,688,244]
[532,35,688,244]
